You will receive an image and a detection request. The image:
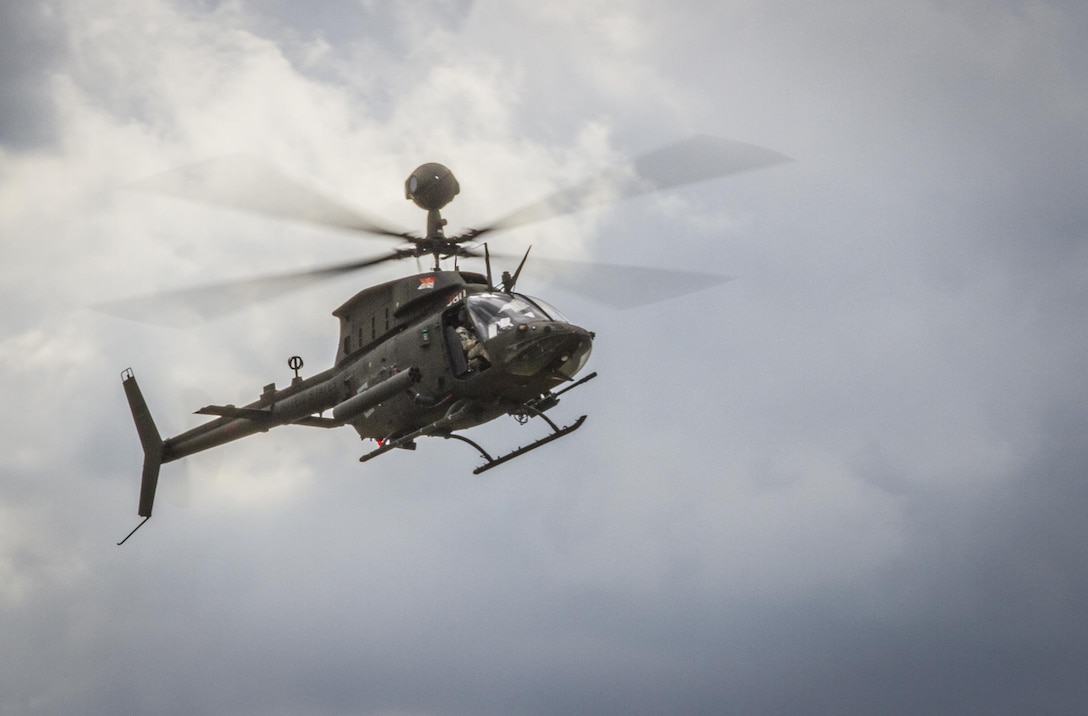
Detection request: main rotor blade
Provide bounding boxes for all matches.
[130,155,415,240]
[493,255,733,309]
[95,252,406,327]
[466,135,791,238]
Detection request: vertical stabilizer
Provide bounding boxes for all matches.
[120,369,164,543]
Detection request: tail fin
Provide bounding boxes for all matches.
[119,369,164,545]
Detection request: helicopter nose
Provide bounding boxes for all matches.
[502,323,593,378]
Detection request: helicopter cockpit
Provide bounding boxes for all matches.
[464,292,569,339]
[445,292,585,378]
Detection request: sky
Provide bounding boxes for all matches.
[2,1,1088,714]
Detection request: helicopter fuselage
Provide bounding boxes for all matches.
[329,269,593,438]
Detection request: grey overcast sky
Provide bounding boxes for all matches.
[3,1,1088,714]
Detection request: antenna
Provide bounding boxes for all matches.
[503,246,532,293]
[507,243,533,291]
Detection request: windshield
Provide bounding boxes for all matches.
[465,292,565,339]
[518,294,570,324]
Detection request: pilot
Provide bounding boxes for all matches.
[456,323,490,370]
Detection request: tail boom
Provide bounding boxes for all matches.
[118,366,346,544]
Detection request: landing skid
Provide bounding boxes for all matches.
[446,413,587,474]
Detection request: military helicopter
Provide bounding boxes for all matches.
[112,135,788,544]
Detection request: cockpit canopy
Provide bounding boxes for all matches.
[465,292,569,339]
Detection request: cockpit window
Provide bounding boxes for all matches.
[465,292,565,339]
[518,294,570,324]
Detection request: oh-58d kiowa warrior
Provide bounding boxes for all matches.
[109,136,788,544]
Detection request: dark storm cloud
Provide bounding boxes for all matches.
[758,404,1088,716]
[0,4,64,149]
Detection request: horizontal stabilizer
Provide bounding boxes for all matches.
[292,415,341,429]
[195,404,273,421]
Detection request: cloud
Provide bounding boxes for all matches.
[0,4,66,149]
[2,1,1088,714]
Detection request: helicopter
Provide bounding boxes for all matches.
[113,135,789,544]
